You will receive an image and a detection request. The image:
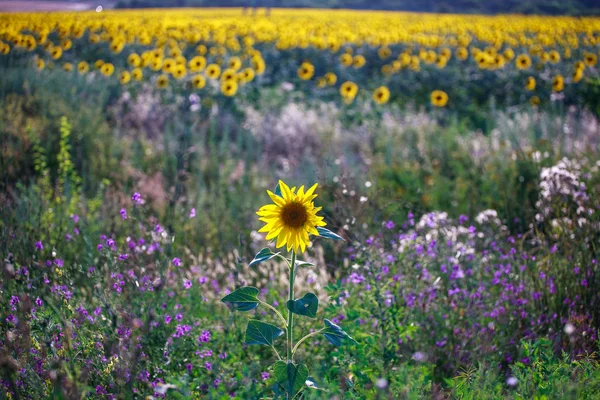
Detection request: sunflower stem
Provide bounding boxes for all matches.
[259,300,287,328]
[287,249,296,362]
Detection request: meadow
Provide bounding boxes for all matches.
[1,7,600,399]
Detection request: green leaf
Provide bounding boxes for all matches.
[245,320,284,346]
[286,293,318,318]
[249,247,280,267]
[323,319,357,346]
[221,287,260,312]
[273,361,309,399]
[294,259,314,267]
[316,226,344,241]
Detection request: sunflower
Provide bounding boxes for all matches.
[110,41,124,54]
[530,96,540,106]
[552,75,564,92]
[456,47,468,61]
[36,58,45,71]
[340,81,358,102]
[157,74,169,89]
[573,68,583,83]
[372,86,390,105]
[352,54,366,68]
[256,181,326,253]
[431,90,448,107]
[239,67,255,84]
[189,55,206,72]
[252,57,266,75]
[297,61,315,80]
[119,71,131,84]
[132,67,143,81]
[50,46,63,60]
[205,63,221,80]
[316,77,327,88]
[63,62,73,72]
[221,68,237,82]
[192,74,206,89]
[525,76,536,91]
[340,53,353,67]
[196,44,207,55]
[61,38,72,51]
[584,53,597,67]
[172,64,187,80]
[94,59,105,69]
[77,61,89,74]
[221,80,238,96]
[515,54,531,70]
[100,63,114,77]
[548,50,560,64]
[378,46,392,60]
[503,48,515,61]
[127,53,141,67]
[162,58,176,73]
[150,59,163,71]
[228,56,242,71]
[324,72,337,86]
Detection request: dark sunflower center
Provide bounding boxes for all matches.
[281,202,308,228]
[436,95,442,101]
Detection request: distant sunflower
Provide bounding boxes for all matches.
[352,55,366,69]
[584,53,597,67]
[530,96,540,106]
[221,68,237,82]
[162,58,176,73]
[324,72,337,86]
[189,55,206,72]
[515,54,531,70]
[431,90,448,107]
[297,61,315,80]
[221,80,238,96]
[50,46,63,60]
[119,71,131,84]
[239,67,255,83]
[77,61,89,74]
[63,62,73,72]
[552,75,564,92]
[172,64,187,80]
[525,76,536,91]
[372,86,390,105]
[205,63,221,80]
[132,67,143,81]
[572,68,583,83]
[256,181,326,253]
[378,46,392,60]
[157,74,169,89]
[228,56,242,71]
[340,81,358,102]
[192,74,206,89]
[456,47,468,61]
[100,63,114,77]
[340,53,353,67]
[127,53,141,67]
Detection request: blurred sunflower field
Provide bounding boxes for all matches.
[1,7,600,400]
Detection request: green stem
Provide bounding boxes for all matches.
[287,250,296,362]
[259,300,288,328]
[292,328,325,356]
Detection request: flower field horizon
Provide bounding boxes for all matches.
[1,6,600,399]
